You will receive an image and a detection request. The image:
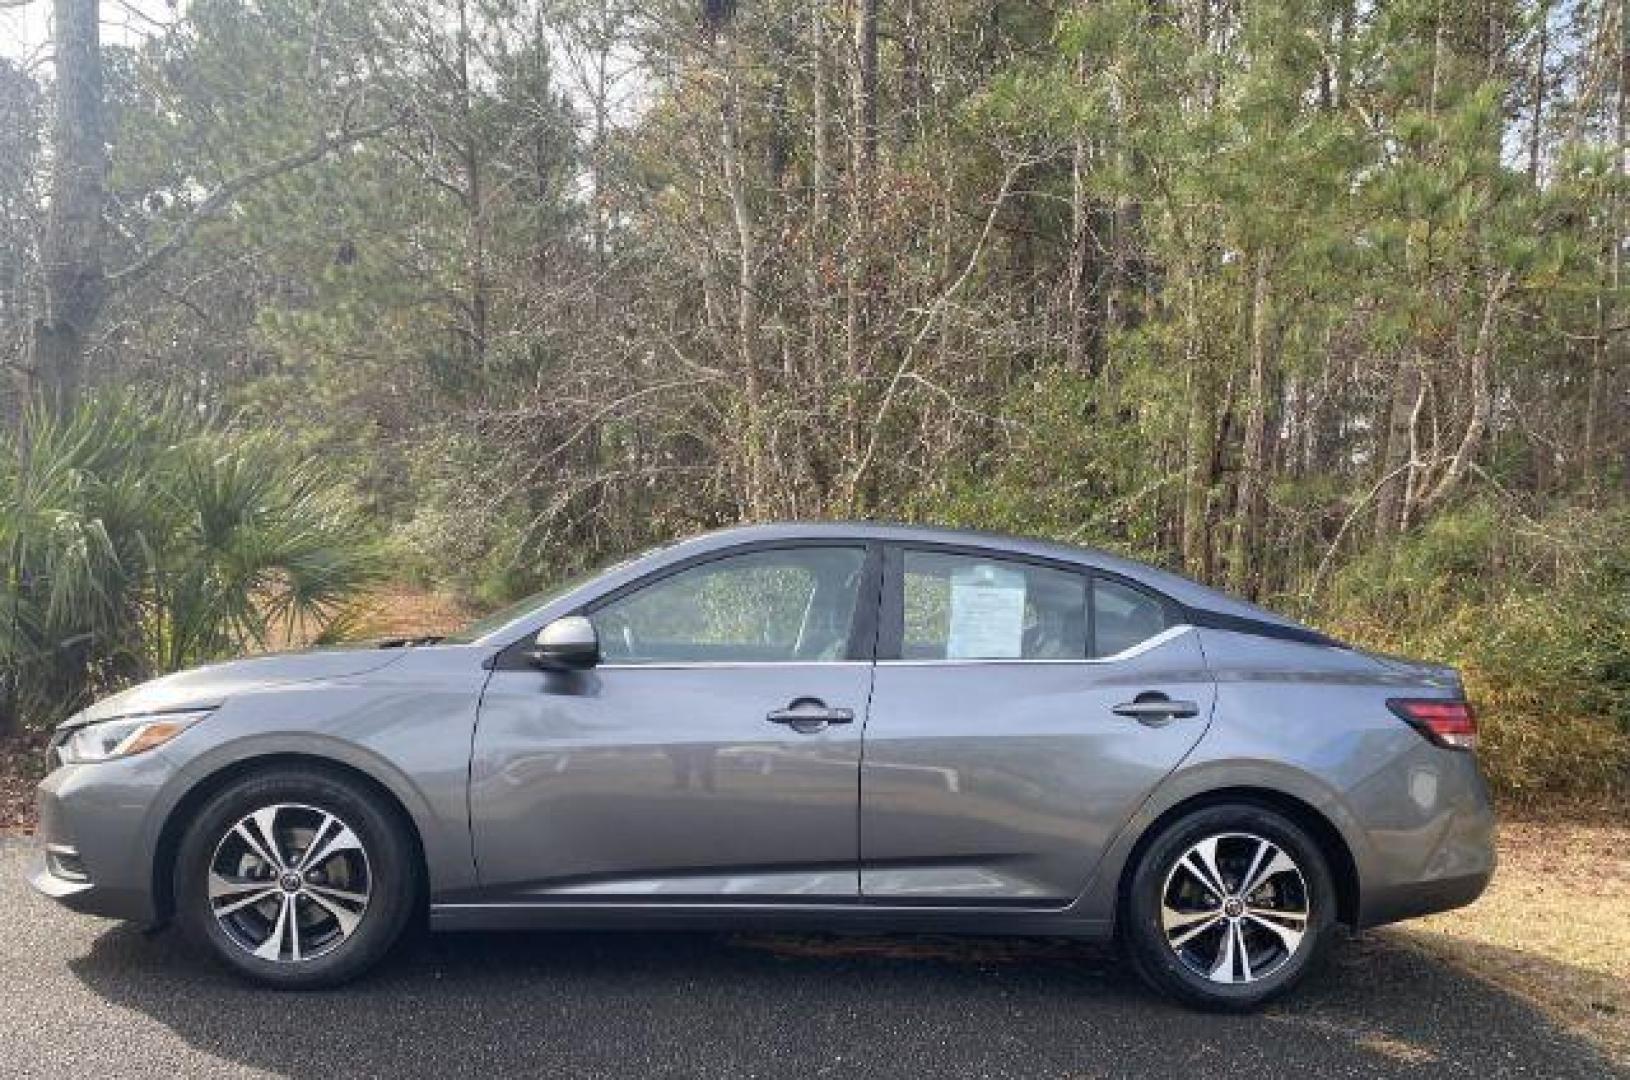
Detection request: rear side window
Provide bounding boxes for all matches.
[1091,577,1170,658]
[901,551,1088,660]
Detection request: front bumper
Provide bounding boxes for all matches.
[28,751,179,924]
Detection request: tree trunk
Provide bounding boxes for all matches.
[842,0,879,494]
[1528,0,1549,184]
[1583,14,1625,493]
[1228,249,1271,597]
[29,0,107,413]
[718,25,769,517]
[1417,270,1513,516]
[1180,273,1215,581]
[455,0,488,367]
[1066,103,1105,375]
[1373,359,1418,541]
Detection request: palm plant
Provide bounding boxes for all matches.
[1,393,379,730]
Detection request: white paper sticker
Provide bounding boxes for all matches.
[946,564,1027,658]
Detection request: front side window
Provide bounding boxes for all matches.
[901,551,1088,660]
[591,547,867,664]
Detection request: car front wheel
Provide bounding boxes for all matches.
[1120,803,1335,1010]
[174,767,417,988]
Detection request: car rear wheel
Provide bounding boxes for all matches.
[1120,803,1335,1010]
[174,767,417,988]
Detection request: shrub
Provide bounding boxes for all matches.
[1323,501,1630,808]
[0,393,380,729]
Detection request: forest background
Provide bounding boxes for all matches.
[1,0,1626,810]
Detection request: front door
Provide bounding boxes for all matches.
[470,543,878,901]
[860,546,1215,904]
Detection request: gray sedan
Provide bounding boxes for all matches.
[30,522,1494,1009]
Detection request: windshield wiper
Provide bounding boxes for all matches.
[375,634,445,649]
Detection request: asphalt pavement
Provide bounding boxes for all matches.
[0,839,1617,1079]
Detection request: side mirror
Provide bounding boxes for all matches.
[527,616,600,670]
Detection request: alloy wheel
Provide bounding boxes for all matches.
[1159,831,1310,985]
[207,802,372,963]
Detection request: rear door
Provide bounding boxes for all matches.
[859,544,1215,904]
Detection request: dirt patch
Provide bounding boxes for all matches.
[266,585,481,650]
[346,585,481,640]
[1403,820,1630,1071]
[0,729,50,834]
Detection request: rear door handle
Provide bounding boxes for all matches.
[1112,695,1200,723]
[766,698,854,731]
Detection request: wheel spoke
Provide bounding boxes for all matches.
[1241,849,1298,899]
[306,882,369,907]
[1178,841,1228,900]
[1247,910,1306,954]
[209,871,268,901]
[237,807,286,870]
[1163,904,1218,932]
[1233,922,1253,982]
[287,897,302,962]
[304,889,364,938]
[212,887,279,917]
[253,895,293,960]
[1168,912,1223,949]
[1209,915,1237,983]
[294,814,337,871]
[1237,839,1271,898]
[299,820,363,872]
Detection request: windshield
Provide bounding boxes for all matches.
[441,547,662,643]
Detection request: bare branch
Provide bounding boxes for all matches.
[107,111,399,287]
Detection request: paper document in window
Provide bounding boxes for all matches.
[946,563,1027,658]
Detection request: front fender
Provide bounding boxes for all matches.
[144,665,486,904]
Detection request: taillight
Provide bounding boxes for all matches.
[1387,699,1478,751]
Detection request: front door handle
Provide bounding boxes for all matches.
[1112,694,1200,724]
[766,698,854,732]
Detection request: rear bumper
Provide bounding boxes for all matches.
[1353,754,1497,929]
[1356,866,1493,928]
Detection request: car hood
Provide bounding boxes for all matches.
[59,647,410,730]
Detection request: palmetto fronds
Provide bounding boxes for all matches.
[1,394,379,728]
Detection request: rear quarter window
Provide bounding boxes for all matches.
[1091,577,1171,658]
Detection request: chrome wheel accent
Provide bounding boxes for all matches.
[208,802,371,964]
[1160,832,1309,985]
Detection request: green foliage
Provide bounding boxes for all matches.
[0,393,380,728]
[1324,502,1630,805]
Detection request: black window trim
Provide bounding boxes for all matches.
[490,539,884,670]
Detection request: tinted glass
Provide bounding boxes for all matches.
[1091,578,1170,658]
[901,551,1087,660]
[592,547,866,664]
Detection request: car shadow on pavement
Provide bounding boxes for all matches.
[71,923,1619,1079]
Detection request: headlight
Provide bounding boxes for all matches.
[57,710,214,765]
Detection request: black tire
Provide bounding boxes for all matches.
[174,766,418,989]
[1119,803,1335,1011]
